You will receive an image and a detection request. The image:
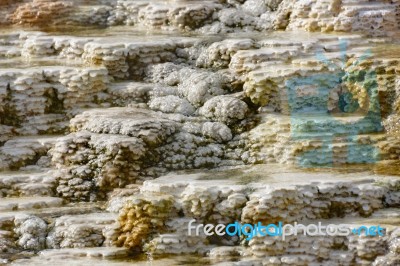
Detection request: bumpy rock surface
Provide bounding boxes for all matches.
[0,0,400,265]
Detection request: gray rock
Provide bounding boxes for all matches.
[199,95,249,124]
[14,215,47,251]
[202,122,233,143]
[178,70,228,107]
[242,0,268,16]
[149,95,195,116]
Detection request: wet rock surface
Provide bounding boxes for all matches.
[0,0,400,265]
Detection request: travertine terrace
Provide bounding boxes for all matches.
[0,0,400,265]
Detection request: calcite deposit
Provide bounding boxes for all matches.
[0,0,400,265]
[10,0,73,26]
